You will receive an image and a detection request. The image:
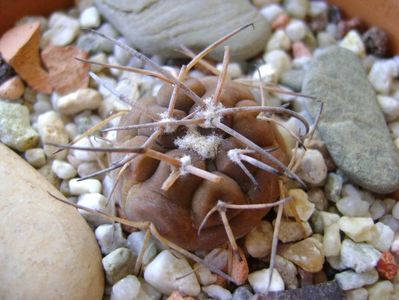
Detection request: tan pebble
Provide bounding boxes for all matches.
[0,76,25,100]
[272,13,290,30]
[286,189,315,221]
[280,237,325,273]
[277,218,312,243]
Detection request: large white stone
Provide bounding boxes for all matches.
[0,143,104,299]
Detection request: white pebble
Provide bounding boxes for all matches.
[253,64,278,84]
[108,56,123,77]
[70,178,102,195]
[111,275,141,300]
[323,223,341,257]
[103,248,136,285]
[72,136,108,161]
[245,221,273,258]
[260,4,284,22]
[203,285,232,300]
[216,62,243,79]
[309,1,327,17]
[319,211,340,230]
[248,268,284,293]
[115,78,140,104]
[267,30,291,52]
[369,222,394,252]
[341,184,361,199]
[324,172,343,202]
[33,97,52,115]
[51,159,77,179]
[335,269,378,291]
[37,111,69,160]
[144,250,200,297]
[95,223,127,255]
[42,13,80,47]
[194,263,217,286]
[285,19,307,42]
[317,32,336,48]
[377,95,399,121]
[127,231,157,266]
[284,0,309,19]
[89,52,107,73]
[57,88,102,115]
[264,50,291,77]
[24,148,46,168]
[336,196,370,217]
[77,192,114,226]
[392,201,399,219]
[338,217,377,243]
[80,6,101,29]
[391,233,399,255]
[369,199,386,220]
[382,198,396,213]
[296,149,327,185]
[114,38,132,65]
[368,60,398,94]
[286,189,315,221]
[339,30,366,57]
[340,239,381,273]
[380,214,399,232]
[64,123,79,140]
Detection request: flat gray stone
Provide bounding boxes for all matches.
[302,47,399,193]
[95,0,270,61]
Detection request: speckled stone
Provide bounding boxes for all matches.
[302,46,399,193]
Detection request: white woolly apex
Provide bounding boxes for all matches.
[158,111,178,133]
[197,97,224,128]
[227,149,241,164]
[179,155,192,175]
[174,128,222,159]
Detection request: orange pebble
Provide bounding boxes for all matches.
[377,251,398,280]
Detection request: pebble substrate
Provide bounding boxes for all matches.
[1,0,399,299]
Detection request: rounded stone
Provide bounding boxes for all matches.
[0,143,104,299]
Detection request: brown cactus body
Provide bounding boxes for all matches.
[111,76,286,251]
